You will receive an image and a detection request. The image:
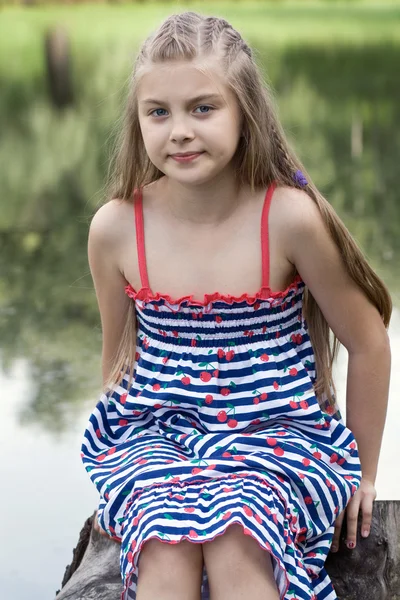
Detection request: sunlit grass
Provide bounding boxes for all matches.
[1,2,399,76]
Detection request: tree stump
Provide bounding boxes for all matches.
[44,25,74,109]
[55,501,400,599]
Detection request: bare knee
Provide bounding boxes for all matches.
[203,524,278,594]
[137,537,203,595]
[203,524,272,569]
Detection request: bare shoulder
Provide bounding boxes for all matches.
[89,198,135,250]
[273,185,323,231]
[273,185,329,259]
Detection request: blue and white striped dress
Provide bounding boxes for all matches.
[81,182,362,600]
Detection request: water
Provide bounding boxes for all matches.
[1,4,400,597]
[1,363,98,599]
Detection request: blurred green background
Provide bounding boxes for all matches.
[0,0,399,429]
[1,3,399,598]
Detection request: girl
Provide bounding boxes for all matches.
[81,11,391,600]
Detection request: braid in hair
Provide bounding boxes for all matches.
[201,17,252,61]
[270,122,309,188]
[221,26,253,63]
[201,16,230,53]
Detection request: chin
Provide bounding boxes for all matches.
[166,164,230,186]
[169,172,217,187]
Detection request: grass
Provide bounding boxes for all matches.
[1,2,400,67]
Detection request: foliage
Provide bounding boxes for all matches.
[0,1,399,431]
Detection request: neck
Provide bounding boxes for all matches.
[162,169,246,226]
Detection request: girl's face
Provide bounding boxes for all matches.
[137,60,243,185]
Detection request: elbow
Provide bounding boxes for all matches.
[347,328,391,358]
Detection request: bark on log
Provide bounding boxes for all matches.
[56,500,400,599]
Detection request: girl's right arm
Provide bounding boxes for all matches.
[88,201,135,386]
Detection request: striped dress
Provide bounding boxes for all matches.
[81,182,362,600]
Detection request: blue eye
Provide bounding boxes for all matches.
[151,108,168,117]
[195,105,212,114]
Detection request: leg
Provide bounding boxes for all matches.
[136,537,204,600]
[202,524,281,600]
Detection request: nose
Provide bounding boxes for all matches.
[169,116,194,143]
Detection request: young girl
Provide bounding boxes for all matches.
[81,11,391,600]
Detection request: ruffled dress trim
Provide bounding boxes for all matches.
[120,472,299,600]
[125,273,304,309]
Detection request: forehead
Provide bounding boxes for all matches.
[137,60,235,104]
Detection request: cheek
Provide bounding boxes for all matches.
[209,127,241,158]
[207,115,241,146]
[140,125,165,154]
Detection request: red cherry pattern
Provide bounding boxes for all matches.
[200,371,211,382]
[100,306,361,600]
[291,333,303,345]
[217,410,227,423]
[273,446,284,456]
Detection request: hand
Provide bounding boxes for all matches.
[93,511,109,538]
[93,512,121,544]
[330,477,377,552]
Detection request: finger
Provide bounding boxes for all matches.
[360,495,374,539]
[94,520,112,539]
[331,509,345,552]
[345,499,361,549]
[93,513,107,536]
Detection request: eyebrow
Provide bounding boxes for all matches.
[140,93,223,105]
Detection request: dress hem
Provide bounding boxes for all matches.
[117,471,311,547]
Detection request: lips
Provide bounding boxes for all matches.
[170,152,203,157]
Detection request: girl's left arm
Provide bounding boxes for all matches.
[284,187,391,548]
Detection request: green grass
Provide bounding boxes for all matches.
[1,1,400,70]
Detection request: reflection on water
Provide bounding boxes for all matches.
[0,360,99,600]
[1,18,400,600]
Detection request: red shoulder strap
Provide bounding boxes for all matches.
[134,188,150,289]
[261,181,277,288]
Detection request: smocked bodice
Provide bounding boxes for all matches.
[125,274,305,349]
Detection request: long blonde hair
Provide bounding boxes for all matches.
[104,11,392,409]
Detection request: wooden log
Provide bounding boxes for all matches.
[55,500,400,599]
[324,501,400,600]
[55,513,120,599]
